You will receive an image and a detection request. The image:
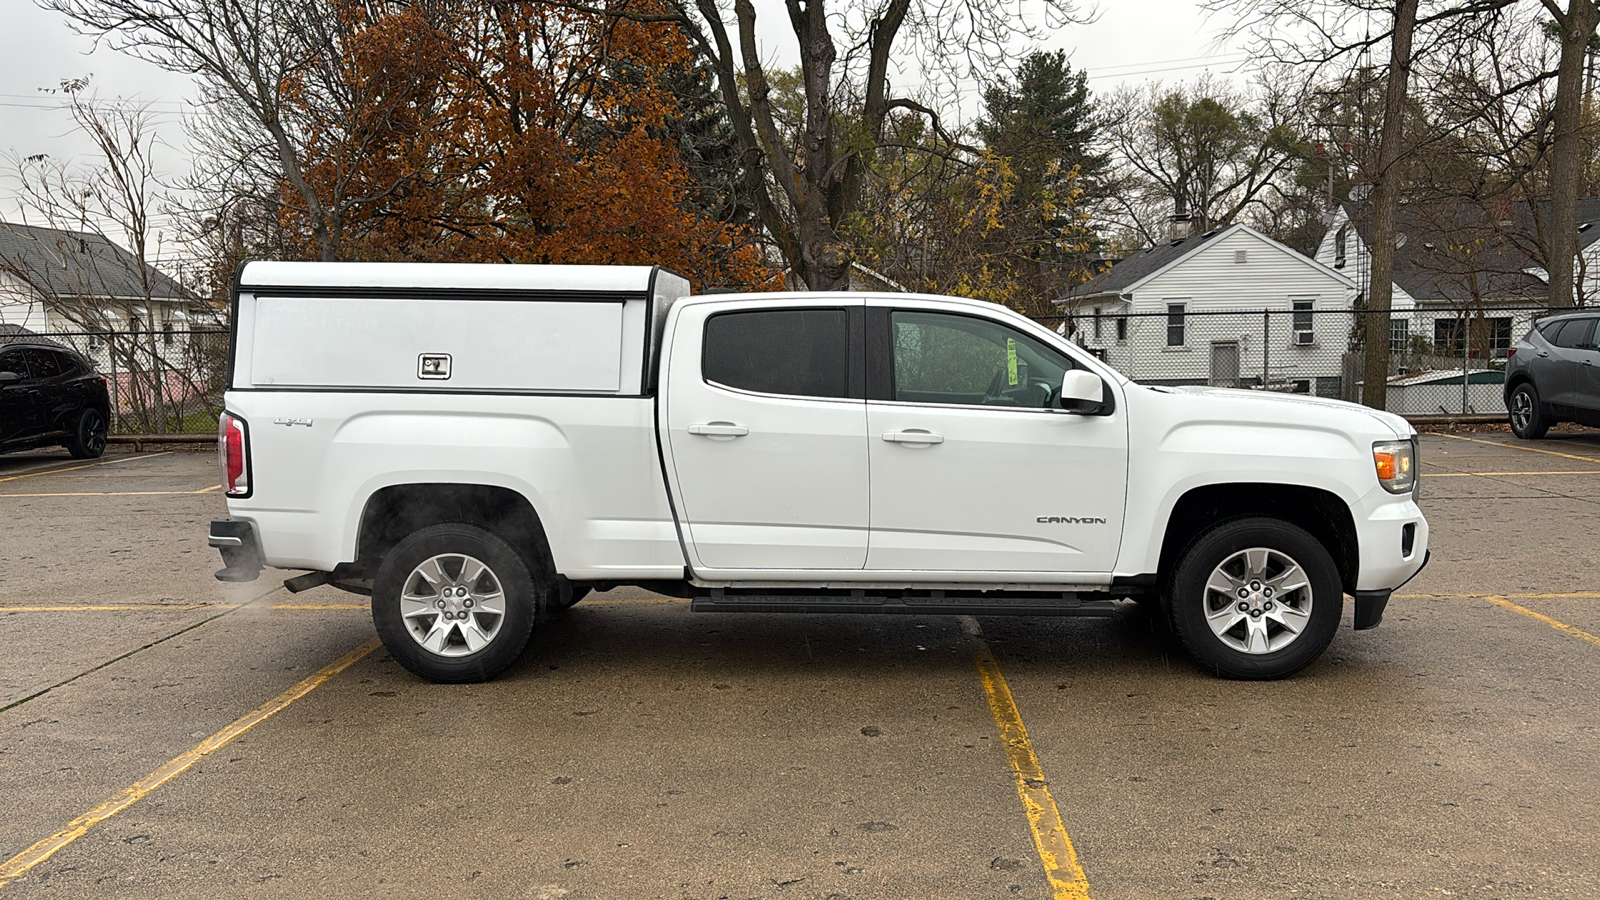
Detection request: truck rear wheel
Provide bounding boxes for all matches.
[372,524,540,683]
[1166,517,1342,680]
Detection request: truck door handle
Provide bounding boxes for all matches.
[687,422,749,437]
[882,430,944,445]
[1538,351,1550,357]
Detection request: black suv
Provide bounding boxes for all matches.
[0,334,111,458]
[1505,311,1600,439]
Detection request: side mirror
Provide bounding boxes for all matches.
[1059,370,1109,415]
[0,371,23,388]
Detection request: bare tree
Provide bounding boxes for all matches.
[1542,0,1599,308]
[1,82,211,433]
[1101,74,1302,245]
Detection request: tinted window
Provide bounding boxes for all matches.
[1553,318,1595,350]
[0,350,23,377]
[703,308,850,399]
[19,348,64,379]
[891,311,1071,409]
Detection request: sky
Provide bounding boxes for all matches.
[0,0,1251,262]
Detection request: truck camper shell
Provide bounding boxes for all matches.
[230,262,690,396]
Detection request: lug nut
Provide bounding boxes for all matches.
[463,599,473,608]
[1250,580,1262,590]
[1250,609,1262,618]
[1237,602,1249,612]
[1264,587,1274,597]
[1264,601,1274,611]
[436,600,447,609]
[1238,588,1249,599]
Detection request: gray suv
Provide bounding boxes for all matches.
[1505,312,1600,439]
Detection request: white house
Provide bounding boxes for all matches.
[0,221,209,334]
[1058,223,1361,396]
[1314,200,1600,360]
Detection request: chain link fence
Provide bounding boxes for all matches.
[34,328,229,435]
[1048,306,1549,417]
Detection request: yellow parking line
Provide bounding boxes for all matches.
[0,453,170,484]
[0,603,368,612]
[0,605,209,612]
[0,486,223,498]
[1425,470,1600,477]
[969,623,1091,900]
[1485,596,1600,649]
[1397,592,1600,599]
[0,637,381,889]
[1436,433,1600,464]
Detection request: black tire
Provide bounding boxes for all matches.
[1165,517,1343,680]
[1507,382,1550,440]
[65,407,107,459]
[372,524,542,683]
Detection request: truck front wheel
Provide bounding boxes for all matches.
[1166,517,1342,679]
[372,524,540,683]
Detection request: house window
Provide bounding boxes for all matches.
[1334,224,1350,268]
[1116,316,1128,342]
[162,322,175,346]
[1389,318,1409,352]
[1093,306,1103,340]
[1434,319,1466,355]
[1488,317,1512,357]
[1292,299,1314,344]
[1166,303,1187,347]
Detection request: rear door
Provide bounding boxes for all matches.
[662,299,869,571]
[864,305,1128,576]
[1543,318,1595,411]
[18,349,70,436]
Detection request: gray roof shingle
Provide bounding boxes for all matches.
[0,221,190,303]
[1063,226,1233,300]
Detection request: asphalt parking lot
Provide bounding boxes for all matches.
[0,434,1596,899]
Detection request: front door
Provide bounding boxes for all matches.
[864,307,1128,576]
[0,348,39,444]
[662,300,869,571]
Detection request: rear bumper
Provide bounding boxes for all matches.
[209,517,264,582]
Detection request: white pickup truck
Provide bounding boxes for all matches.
[209,262,1428,683]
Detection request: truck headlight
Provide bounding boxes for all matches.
[1373,440,1416,494]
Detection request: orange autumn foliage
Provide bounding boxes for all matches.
[283,0,778,290]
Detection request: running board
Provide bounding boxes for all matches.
[689,589,1120,617]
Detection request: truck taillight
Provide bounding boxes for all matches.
[219,413,249,497]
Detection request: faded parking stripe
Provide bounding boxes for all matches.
[0,637,381,889]
[0,453,169,484]
[965,617,1092,899]
[1484,596,1600,649]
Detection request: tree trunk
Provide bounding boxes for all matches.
[1546,0,1598,310]
[1361,0,1419,411]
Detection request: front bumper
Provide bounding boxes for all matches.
[209,517,264,583]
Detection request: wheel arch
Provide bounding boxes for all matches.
[1156,483,1359,595]
[1503,371,1535,402]
[354,483,556,584]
